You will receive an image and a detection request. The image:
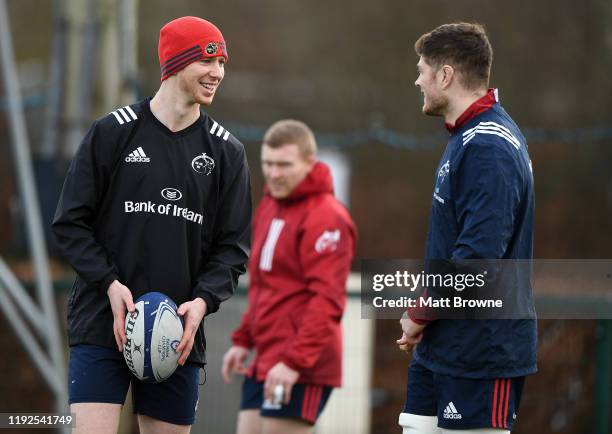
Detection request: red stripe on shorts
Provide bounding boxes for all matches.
[497,379,506,428]
[492,379,499,428]
[301,385,312,420]
[503,378,511,428]
[309,386,322,422]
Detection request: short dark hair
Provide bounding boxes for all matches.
[415,23,493,90]
[262,119,317,158]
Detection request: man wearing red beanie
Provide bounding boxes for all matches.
[53,16,251,433]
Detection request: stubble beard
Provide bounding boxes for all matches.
[423,92,448,117]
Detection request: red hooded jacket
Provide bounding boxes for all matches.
[231,162,356,387]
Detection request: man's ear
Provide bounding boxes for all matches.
[439,65,455,90]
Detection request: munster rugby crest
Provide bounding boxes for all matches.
[438,160,450,183]
[205,42,218,55]
[192,152,215,175]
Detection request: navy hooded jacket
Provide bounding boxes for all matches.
[413,90,537,379]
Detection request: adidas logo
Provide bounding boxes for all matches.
[442,402,462,420]
[125,147,150,163]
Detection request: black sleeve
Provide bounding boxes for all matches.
[51,121,120,292]
[192,145,252,315]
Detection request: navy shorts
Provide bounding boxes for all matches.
[69,344,200,426]
[403,359,525,430]
[240,376,332,424]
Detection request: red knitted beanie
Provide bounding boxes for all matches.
[158,16,228,81]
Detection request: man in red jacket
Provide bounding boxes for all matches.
[221,119,356,434]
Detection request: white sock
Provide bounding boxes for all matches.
[398,413,440,434]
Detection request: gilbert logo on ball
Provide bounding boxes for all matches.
[124,292,183,383]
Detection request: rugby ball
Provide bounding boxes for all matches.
[123,292,183,383]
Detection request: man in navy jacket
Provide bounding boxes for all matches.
[397,23,536,433]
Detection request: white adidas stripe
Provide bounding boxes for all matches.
[463,121,515,140]
[111,111,124,125]
[124,105,137,120]
[448,402,458,413]
[464,124,521,147]
[110,105,137,125]
[464,128,520,150]
[464,129,518,149]
[117,108,131,123]
[463,124,518,145]
[464,121,518,145]
[463,122,520,150]
[209,120,232,141]
[464,126,520,149]
[137,147,146,157]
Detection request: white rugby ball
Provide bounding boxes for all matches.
[123,292,183,383]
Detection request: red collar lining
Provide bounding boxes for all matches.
[445,88,497,133]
